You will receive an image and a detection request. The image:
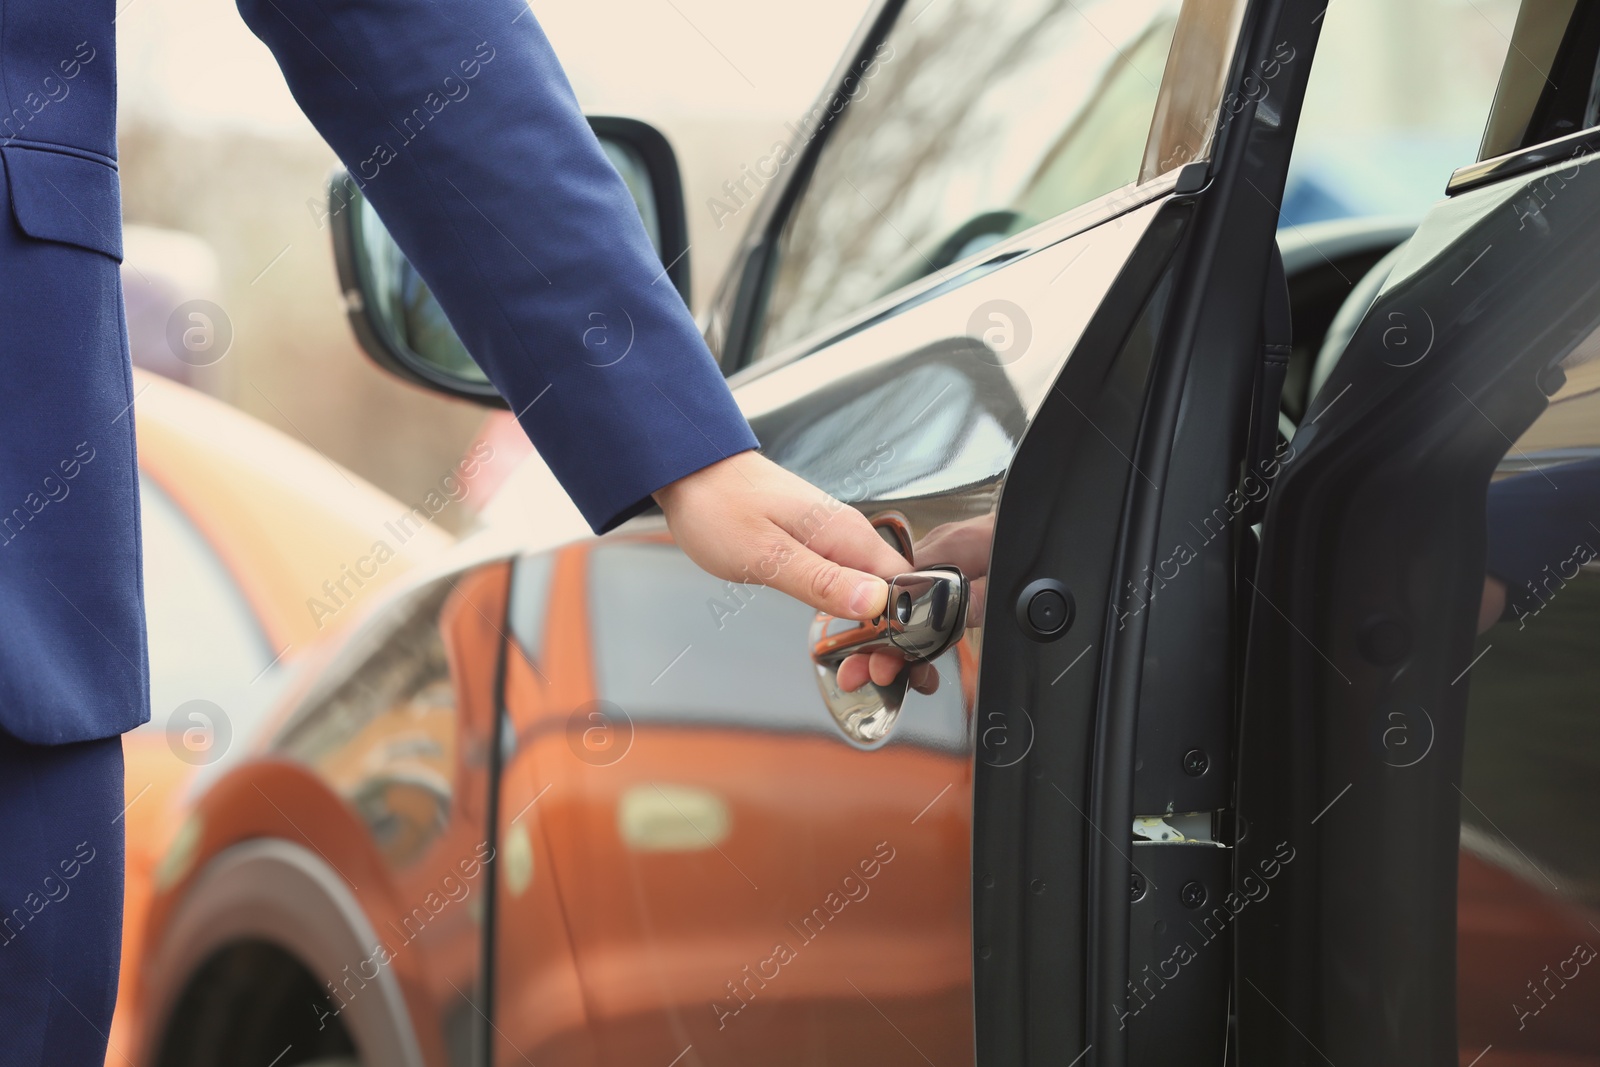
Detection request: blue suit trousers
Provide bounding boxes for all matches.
[0,730,124,1067]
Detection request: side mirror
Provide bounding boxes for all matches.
[329,116,691,406]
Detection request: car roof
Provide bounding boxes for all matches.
[132,368,454,654]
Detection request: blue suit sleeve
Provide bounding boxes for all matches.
[235,0,759,532]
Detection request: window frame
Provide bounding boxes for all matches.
[706,0,1250,379]
[1449,0,1600,194]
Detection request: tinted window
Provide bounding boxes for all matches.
[1480,0,1600,158]
[588,541,968,750]
[1460,331,1600,1062]
[508,552,557,666]
[751,0,1182,362]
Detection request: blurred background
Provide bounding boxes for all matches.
[115,0,876,529]
[113,0,1519,530]
[105,0,1541,1063]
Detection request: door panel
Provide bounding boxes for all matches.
[487,206,1175,1067]
[498,538,970,1065]
[1238,75,1600,1067]
[486,0,1280,1063]
[1455,138,1600,1067]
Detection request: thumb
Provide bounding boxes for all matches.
[768,537,889,620]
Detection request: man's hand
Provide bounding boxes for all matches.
[836,514,994,695]
[653,450,911,621]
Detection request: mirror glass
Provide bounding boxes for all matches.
[354,198,488,386]
[349,135,663,390]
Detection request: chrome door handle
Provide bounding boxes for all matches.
[808,567,968,747]
[810,567,969,666]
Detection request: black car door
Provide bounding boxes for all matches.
[662,1,1329,1066]
[335,0,1338,1063]
[1238,1,1600,1065]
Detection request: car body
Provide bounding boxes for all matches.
[132,1,1600,1065]
[113,369,451,1057]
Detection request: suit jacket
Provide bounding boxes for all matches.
[0,0,757,744]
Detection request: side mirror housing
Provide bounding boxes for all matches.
[328,116,692,406]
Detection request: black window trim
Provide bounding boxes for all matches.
[713,0,1249,378]
[723,168,1191,388]
[1448,0,1600,195]
[1447,122,1600,195]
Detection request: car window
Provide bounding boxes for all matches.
[1460,333,1600,1062]
[748,0,1184,363]
[1448,10,1600,1060]
[1281,0,1518,226]
[1478,0,1600,159]
[587,541,968,750]
[508,552,557,667]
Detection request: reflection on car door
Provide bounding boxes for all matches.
[1237,3,1600,1065]
[1459,402,1600,1066]
[486,0,1316,1064]
[264,565,509,1066]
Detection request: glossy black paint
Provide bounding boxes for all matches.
[972,0,1337,1062]
[1237,132,1600,1067]
[973,209,1188,1067]
[1115,2,1325,1064]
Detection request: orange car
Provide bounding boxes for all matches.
[131,0,1600,1061]
[125,517,978,1067]
[114,369,452,1059]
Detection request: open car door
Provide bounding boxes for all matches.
[1239,1,1600,1065]
[516,0,1333,1063]
[332,1,1343,1063]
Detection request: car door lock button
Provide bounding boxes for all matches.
[1017,579,1074,640]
